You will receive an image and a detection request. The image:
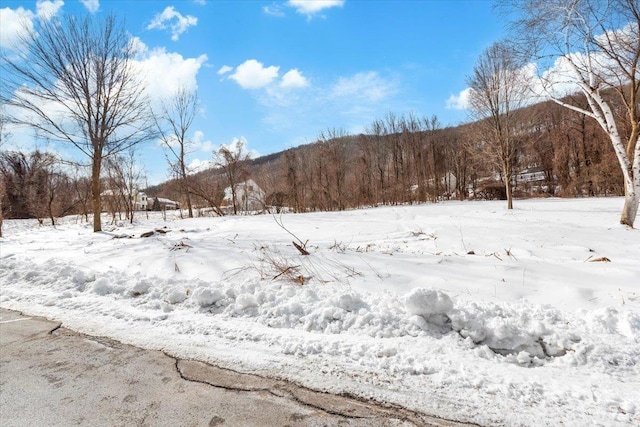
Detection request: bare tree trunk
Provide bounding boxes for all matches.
[91,155,102,232]
[621,191,639,226]
[621,148,640,226]
[505,166,514,210]
[182,162,193,218]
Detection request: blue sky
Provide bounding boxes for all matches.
[1,0,506,185]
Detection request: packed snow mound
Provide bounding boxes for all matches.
[405,288,453,316]
[3,257,638,369]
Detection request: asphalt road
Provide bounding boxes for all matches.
[0,308,468,427]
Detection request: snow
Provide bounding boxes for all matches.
[1,197,638,426]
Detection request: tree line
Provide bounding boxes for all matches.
[1,0,638,230]
[152,96,622,215]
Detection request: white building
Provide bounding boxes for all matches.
[223,179,265,212]
[132,191,148,211]
[150,197,179,210]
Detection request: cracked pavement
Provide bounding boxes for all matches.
[0,309,468,426]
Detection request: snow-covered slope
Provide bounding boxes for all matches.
[1,198,638,426]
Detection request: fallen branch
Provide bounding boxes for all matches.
[273,213,310,255]
[585,256,611,263]
[293,240,310,255]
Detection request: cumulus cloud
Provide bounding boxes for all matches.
[192,130,213,152]
[128,36,148,56]
[35,0,64,20]
[159,129,211,151]
[224,60,310,107]
[229,59,280,89]
[80,0,99,13]
[445,88,471,110]
[280,69,308,89]
[217,136,259,159]
[187,158,214,174]
[147,6,197,41]
[330,71,397,103]
[131,39,207,100]
[287,0,344,17]
[0,6,34,49]
[188,136,259,174]
[0,0,63,50]
[445,55,599,113]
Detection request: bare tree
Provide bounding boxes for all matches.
[468,42,529,209]
[104,149,144,224]
[154,88,199,218]
[317,128,349,210]
[188,173,225,216]
[442,127,472,200]
[423,115,443,202]
[0,150,57,222]
[1,13,156,232]
[215,140,250,215]
[505,0,639,225]
[69,165,92,222]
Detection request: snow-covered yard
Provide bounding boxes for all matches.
[1,197,638,426]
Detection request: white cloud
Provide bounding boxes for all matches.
[0,6,34,50]
[36,0,64,20]
[131,40,207,101]
[447,55,600,113]
[217,65,233,75]
[147,6,198,41]
[192,130,213,152]
[280,69,308,89]
[158,129,211,152]
[534,55,602,99]
[0,1,64,50]
[445,87,471,110]
[187,136,259,174]
[80,0,99,13]
[187,158,214,174]
[287,0,344,17]
[217,136,259,159]
[128,36,148,56]
[229,59,280,89]
[225,61,310,108]
[330,71,397,103]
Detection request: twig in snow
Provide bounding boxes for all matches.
[586,256,611,263]
[273,213,309,255]
[292,240,310,255]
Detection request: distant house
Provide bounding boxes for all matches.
[101,189,148,211]
[514,166,547,184]
[151,197,180,210]
[416,172,458,198]
[133,191,148,211]
[223,179,265,213]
